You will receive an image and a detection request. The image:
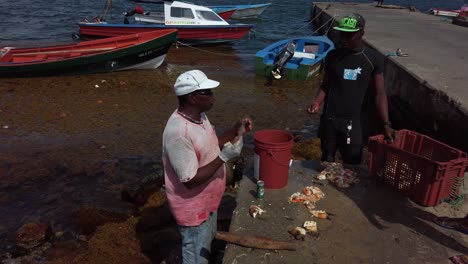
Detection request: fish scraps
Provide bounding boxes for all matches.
[288,185,325,210]
[316,162,360,188]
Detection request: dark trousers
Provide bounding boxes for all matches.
[319,116,363,165]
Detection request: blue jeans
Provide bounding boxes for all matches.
[179,211,217,264]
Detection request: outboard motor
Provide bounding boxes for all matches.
[123,6,145,24]
[271,41,296,80]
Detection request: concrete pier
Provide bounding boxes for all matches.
[312,2,468,152]
[222,4,468,263]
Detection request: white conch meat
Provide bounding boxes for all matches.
[303,220,318,232]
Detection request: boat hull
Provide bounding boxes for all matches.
[0,29,177,77]
[254,36,334,81]
[430,8,460,17]
[79,23,253,45]
[210,3,271,19]
[453,17,468,27]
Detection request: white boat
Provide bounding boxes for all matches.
[79,0,253,45]
[131,1,229,25]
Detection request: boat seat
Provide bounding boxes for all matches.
[12,57,32,63]
[36,55,47,60]
[285,57,302,69]
[293,52,315,59]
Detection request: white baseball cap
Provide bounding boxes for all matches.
[174,70,220,96]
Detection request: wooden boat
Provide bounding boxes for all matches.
[0,29,177,78]
[209,3,272,19]
[255,36,334,81]
[79,1,253,45]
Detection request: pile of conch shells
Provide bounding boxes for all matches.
[316,162,359,188]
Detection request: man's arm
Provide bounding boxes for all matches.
[308,71,328,114]
[184,157,225,189]
[374,73,395,140]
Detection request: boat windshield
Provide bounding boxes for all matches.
[195,10,223,21]
[171,7,194,19]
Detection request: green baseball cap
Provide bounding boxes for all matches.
[333,13,366,32]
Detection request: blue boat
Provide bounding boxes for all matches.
[254,36,335,81]
[209,3,272,19]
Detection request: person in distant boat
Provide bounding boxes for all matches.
[375,0,384,6]
[162,70,253,264]
[307,13,395,165]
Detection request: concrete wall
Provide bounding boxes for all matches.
[312,5,468,153]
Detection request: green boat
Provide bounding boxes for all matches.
[0,29,177,78]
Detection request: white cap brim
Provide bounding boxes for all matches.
[198,78,220,90]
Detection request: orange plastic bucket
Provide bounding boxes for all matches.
[254,129,294,189]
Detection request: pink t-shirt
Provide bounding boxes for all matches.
[162,110,226,226]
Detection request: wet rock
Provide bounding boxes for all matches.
[292,138,322,161]
[15,222,52,250]
[136,203,174,233]
[138,227,181,264]
[121,182,164,207]
[78,205,131,235]
[44,240,88,262]
[160,246,182,264]
[141,191,167,209]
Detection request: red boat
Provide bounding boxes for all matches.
[0,29,177,77]
[79,1,253,45]
[217,9,236,20]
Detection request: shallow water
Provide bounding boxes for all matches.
[0,47,320,252]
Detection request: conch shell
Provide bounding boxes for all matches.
[249,205,266,218]
[289,227,307,240]
[311,210,329,219]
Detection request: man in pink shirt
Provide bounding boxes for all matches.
[162,70,252,264]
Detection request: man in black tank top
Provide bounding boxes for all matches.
[307,13,395,165]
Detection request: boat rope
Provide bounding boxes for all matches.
[175,41,249,56]
[249,14,336,42]
[286,6,327,35]
[101,0,112,21]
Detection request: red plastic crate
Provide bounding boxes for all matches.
[368,129,467,206]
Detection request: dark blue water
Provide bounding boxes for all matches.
[0,0,464,51]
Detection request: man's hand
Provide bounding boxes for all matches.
[307,101,320,114]
[241,117,253,134]
[384,125,396,143]
[219,137,243,162]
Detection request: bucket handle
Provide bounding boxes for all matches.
[267,150,290,167]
